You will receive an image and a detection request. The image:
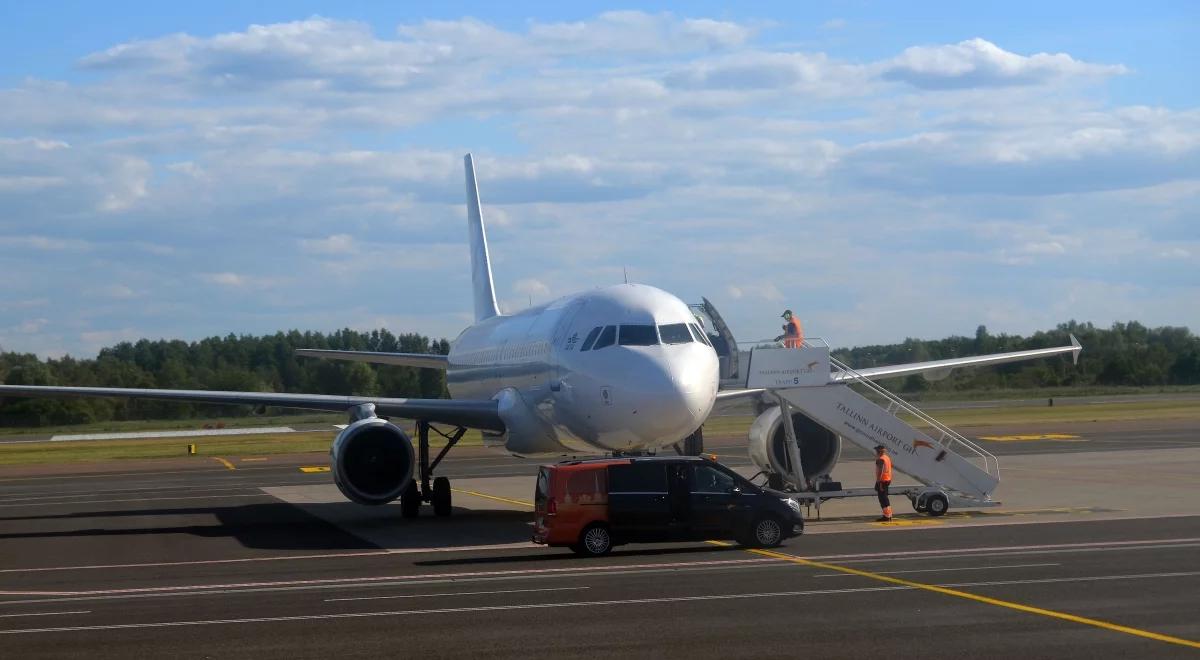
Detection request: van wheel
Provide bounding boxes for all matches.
[746,515,784,548]
[573,523,613,557]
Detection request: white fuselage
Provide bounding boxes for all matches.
[446,283,719,457]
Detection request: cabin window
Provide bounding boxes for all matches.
[618,324,658,346]
[579,326,603,352]
[658,323,693,345]
[593,325,617,350]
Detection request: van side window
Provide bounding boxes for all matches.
[691,465,735,493]
[593,325,617,350]
[565,470,607,504]
[608,463,667,493]
[579,326,603,352]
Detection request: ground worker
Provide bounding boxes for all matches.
[874,444,893,522]
[775,309,804,348]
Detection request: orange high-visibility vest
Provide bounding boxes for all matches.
[876,454,893,482]
[783,317,804,348]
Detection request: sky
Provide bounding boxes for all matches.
[0,1,1197,358]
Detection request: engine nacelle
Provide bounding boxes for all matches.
[330,417,415,505]
[748,406,842,484]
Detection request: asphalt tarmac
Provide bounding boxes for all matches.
[0,420,1197,658]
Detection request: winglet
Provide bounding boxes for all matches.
[464,153,501,322]
[1069,333,1082,365]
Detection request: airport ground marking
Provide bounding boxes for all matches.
[299,466,330,473]
[450,488,534,508]
[211,457,236,471]
[325,586,588,603]
[0,610,90,618]
[978,433,1084,442]
[727,542,1200,650]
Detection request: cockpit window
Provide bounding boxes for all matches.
[618,325,659,346]
[658,323,693,345]
[579,326,602,352]
[593,325,617,350]
[689,323,712,347]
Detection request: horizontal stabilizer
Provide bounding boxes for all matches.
[296,349,448,370]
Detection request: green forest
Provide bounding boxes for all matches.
[1,320,1197,427]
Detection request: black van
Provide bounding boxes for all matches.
[533,455,804,556]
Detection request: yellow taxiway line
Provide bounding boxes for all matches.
[211,457,236,471]
[708,540,1198,650]
[450,488,534,508]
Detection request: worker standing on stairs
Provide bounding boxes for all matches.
[776,309,804,348]
[874,444,893,522]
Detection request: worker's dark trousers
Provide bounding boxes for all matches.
[876,480,891,510]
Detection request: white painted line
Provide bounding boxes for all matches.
[0,484,299,503]
[807,512,1200,535]
[0,493,272,508]
[804,536,1200,562]
[6,570,1198,635]
[325,586,588,603]
[0,610,89,618]
[0,544,537,576]
[813,562,1060,577]
[0,587,910,634]
[0,558,777,603]
[49,427,297,441]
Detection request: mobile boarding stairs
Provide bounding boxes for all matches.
[746,340,1001,518]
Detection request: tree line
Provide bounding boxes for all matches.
[1,320,1198,426]
[0,329,449,426]
[832,320,1200,393]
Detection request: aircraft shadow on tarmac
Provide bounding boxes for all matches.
[0,502,534,551]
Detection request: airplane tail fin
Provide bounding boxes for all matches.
[464,153,501,321]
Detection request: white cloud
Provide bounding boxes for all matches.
[0,13,1195,357]
[299,234,356,254]
[513,278,551,298]
[880,38,1127,89]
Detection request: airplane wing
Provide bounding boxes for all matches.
[716,335,1081,402]
[0,385,502,432]
[295,349,448,370]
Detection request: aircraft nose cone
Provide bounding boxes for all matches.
[630,351,716,443]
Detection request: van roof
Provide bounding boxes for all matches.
[542,455,717,470]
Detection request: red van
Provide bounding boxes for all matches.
[532,456,804,556]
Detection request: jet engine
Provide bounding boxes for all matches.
[330,417,415,505]
[748,406,841,486]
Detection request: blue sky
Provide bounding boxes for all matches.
[0,2,1197,357]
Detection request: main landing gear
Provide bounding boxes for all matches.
[401,420,466,519]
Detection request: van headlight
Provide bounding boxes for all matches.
[784,498,802,513]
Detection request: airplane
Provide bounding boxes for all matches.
[0,154,1082,518]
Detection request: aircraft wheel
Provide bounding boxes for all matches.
[400,479,420,518]
[927,492,949,517]
[432,477,452,517]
